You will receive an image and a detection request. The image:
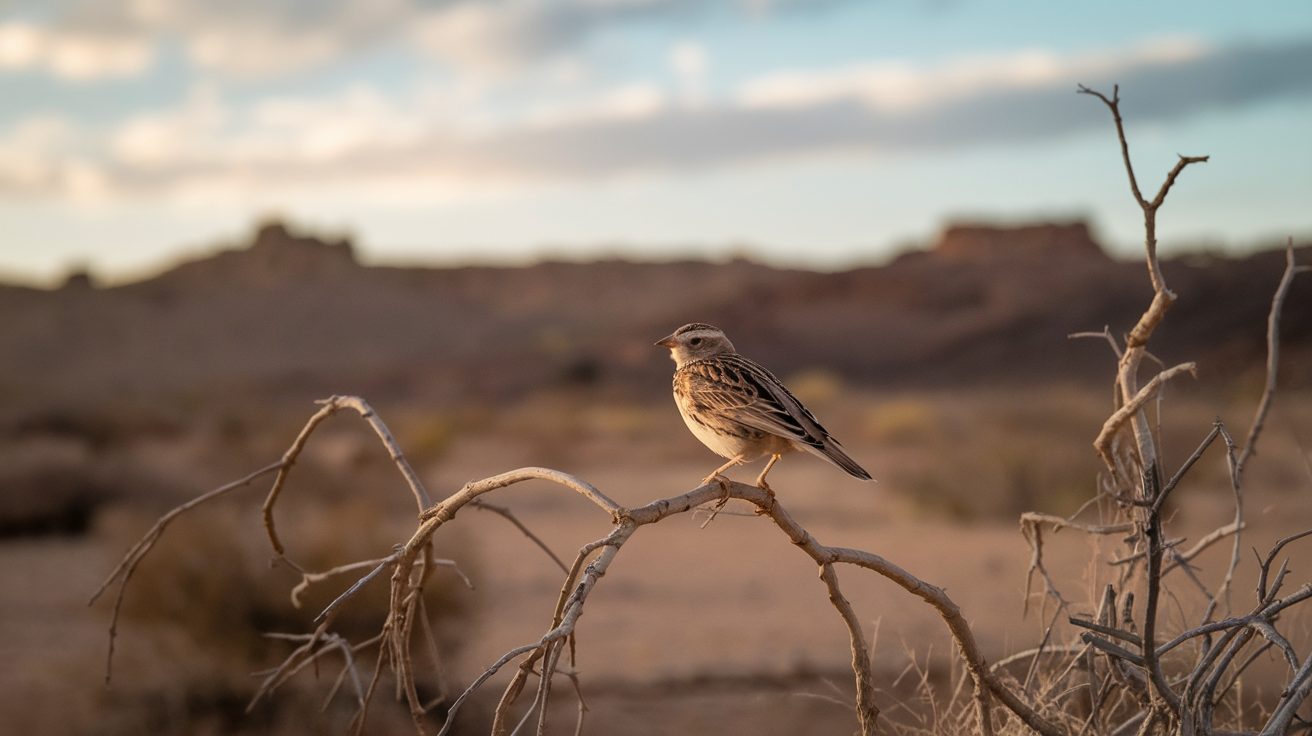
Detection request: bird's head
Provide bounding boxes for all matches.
[655,323,736,367]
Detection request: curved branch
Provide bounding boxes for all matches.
[263,395,433,556]
[1094,362,1197,469]
[1238,240,1307,477]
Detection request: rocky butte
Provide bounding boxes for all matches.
[932,221,1112,264]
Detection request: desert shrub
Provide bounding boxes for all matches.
[92,495,476,733]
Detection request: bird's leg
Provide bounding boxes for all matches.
[752,454,781,514]
[701,455,744,488]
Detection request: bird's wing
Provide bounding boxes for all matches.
[680,355,827,450]
[680,355,873,481]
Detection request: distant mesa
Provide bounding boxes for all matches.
[932,220,1110,263]
[247,221,356,272]
[145,219,361,287]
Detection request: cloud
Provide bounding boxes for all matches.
[6,0,859,79]
[453,36,1312,174]
[409,0,709,72]
[737,38,1209,112]
[0,114,113,201]
[4,36,1312,201]
[0,21,155,79]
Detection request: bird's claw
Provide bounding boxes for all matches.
[698,474,734,528]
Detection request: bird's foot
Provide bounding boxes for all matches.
[701,471,728,488]
[753,481,776,515]
[698,475,734,529]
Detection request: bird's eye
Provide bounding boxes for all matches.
[690,337,703,346]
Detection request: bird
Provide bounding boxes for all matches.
[655,322,873,496]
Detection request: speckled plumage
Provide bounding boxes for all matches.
[656,323,873,489]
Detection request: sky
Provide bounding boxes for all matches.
[1,0,1311,286]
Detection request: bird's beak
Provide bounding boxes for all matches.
[655,334,677,348]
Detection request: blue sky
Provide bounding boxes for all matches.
[2,0,1310,285]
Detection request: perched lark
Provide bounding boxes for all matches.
[656,323,873,494]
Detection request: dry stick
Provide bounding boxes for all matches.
[1086,585,1118,731]
[990,645,1088,672]
[262,631,374,711]
[1069,326,1125,360]
[1161,521,1244,576]
[492,533,620,733]
[1140,465,1184,716]
[819,562,884,736]
[1195,627,1257,733]
[530,639,567,736]
[415,596,450,712]
[1216,640,1274,705]
[1238,240,1310,479]
[88,460,284,684]
[1080,83,1209,726]
[350,638,389,736]
[1155,617,1255,659]
[1209,427,1246,624]
[470,499,571,573]
[1258,529,1312,601]
[563,670,587,736]
[250,616,343,711]
[310,554,402,623]
[1070,618,1143,647]
[437,538,630,736]
[1153,423,1222,516]
[515,538,616,736]
[1024,605,1068,694]
[289,554,400,610]
[1020,513,1134,615]
[1260,651,1312,736]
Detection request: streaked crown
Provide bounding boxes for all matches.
[656,323,736,367]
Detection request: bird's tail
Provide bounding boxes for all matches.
[807,440,875,482]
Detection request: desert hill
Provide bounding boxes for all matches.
[2,221,1308,422]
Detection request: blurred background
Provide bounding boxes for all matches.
[2,1,1311,734]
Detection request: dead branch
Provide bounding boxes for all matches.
[1093,361,1197,470]
[1238,239,1310,478]
[263,395,433,557]
[1019,512,1134,614]
[1029,84,1312,736]
[88,460,283,684]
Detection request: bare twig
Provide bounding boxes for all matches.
[1238,240,1308,478]
[88,461,283,684]
[470,499,570,573]
[1069,326,1125,360]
